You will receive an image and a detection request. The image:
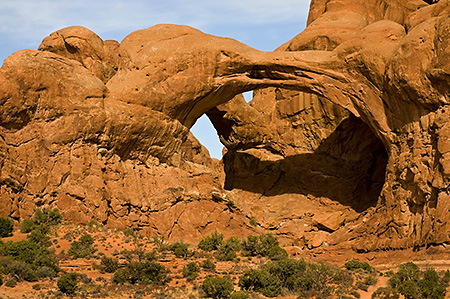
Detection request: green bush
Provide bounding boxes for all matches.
[217,237,241,261]
[20,219,37,233]
[36,266,57,279]
[386,263,446,299]
[241,234,279,257]
[169,241,190,258]
[419,268,446,299]
[0,217,14,238]
[198,231,224,252]
[57,272,78,295]
[8,260,38,282]
[201,276,234,299]
[268,245,288,260]
[68,234,96,258]
[182,262,199,280]
[27,228,51,247]
[202,258,216,272]
[33,208,62,226]
[265,258,307,286]
[241,235,259,256]
[113,260,167,285]
[0,239,59,275]
[344,260,374,273]
[258,234,279,256]
[101,256,118,273]
[372,286,399,299]
[239,268,282,297]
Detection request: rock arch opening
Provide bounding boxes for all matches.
[201,89,388,213]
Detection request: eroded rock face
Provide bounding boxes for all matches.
[1,0,450,250]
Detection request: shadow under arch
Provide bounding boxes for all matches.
[205,91,388,213]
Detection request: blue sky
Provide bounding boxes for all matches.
[0,0,311,159]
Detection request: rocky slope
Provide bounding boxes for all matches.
[1,0,450,252]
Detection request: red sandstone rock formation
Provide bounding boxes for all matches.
[1,0,450,251]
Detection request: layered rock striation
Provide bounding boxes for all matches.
[1,0,450,250]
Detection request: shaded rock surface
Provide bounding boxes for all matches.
[1,0,450,251]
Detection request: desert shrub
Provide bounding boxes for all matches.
[36,266,57,279]
[68,233,96,258]
[4,240,42,263]
[202,258,216,272]
[345,260,374,273]
[441,270,450,286]
[113,260,167,285]
[241,235,259,256]
[230,290,250,299]
[356,280,369,291]
[241,234,279,257]
[332,269,354,287]
[365,275,378,286]
[386,263,446,299]
[20,219,37,233]
[201,276,234,299]
[388,262,420,288]
[268,245,288,260]
[57,272,78,295]
[4,278,17,288]
[217,237,241,261]
[0,239,59,277]
[356,275,378,291]
[169,241,190,258]
[265,258,307,287]
[101,256,119,273]
[27,228,51,247]
[8,260,38,282]
[33,208,62,226]
[372,286,400,299]
[182,262,200,280]
[198,231,224,252]
[239,269,282,297]
[258,234,279,256]
[0,217,13,238]
[418,268,446,299]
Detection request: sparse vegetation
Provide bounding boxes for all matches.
[113,260,168,285]
[373,262,447,299]
[1,212,449,299]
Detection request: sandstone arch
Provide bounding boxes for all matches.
[1,0,450,251]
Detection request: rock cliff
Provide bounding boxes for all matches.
[1,0,450,251]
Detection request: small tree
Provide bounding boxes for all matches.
[198,231,224,252]
[57,272,78,295]
[217,237,241,261]
[68,234,96,258]
[182,262,200,280]
[0,217,14,238]
[201,276,234,299]
[169,241,190,258]
[101,256,118,273]
[202,258,216,272]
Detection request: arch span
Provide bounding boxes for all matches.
[106,24,390,148]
